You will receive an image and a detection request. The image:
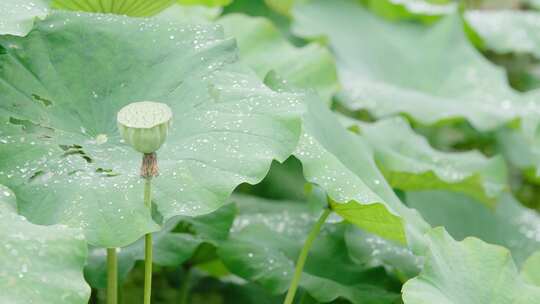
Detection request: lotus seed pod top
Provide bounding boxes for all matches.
[117,101,172,154]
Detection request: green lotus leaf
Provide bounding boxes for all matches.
[1,0,224,37]
[407,191,540,267]
[51,0,175,16]
[156,4,221,22]
[0,12,303,248]
[219,13,339,104]
[85,203,235,288]
[402,227,540,304]
[522,251,540,286]
[265,72,429,250]
[362,0,455,22]
[346,190,540,281]
[345,226,423,281]
[466,10,540,58]
[218,194,402,303]
[342,116,508,207]
[264,0,295,16]
[496,103,540,176]
[178,0,232,7]
[0,0,50,36]
[264,71,432,250]
[0,185,91,304]
[292,0,531,131]
[496,130,536,173]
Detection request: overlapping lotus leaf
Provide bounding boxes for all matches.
[406,191,540,267]
[342,116,508,207]
[0,0,50,36]
[218,194,401,304]
[466,10,540,58]
[219,13,339,104]
[0,12,303,248]
[402,227,540,304]
[264,72,431,250]
[292,0,535,131]
[0,185,91,304]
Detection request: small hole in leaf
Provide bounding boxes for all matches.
[95,167,120,177]
[28,170,45,182]
[59,144,93,163]
[8,117,54,136]
[31,94,53,107]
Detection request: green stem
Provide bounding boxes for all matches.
[106,248,118,304]
[178,266,192,304]
[283,209,331,304]
[144,178,153,304]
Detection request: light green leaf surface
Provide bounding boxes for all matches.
[402,227,540,304]
[522,251,540,286]
[0,12,303,248]
[0,0,50,36]
[0,185,90,304]
[51,0,175,16]
[219,14,338,104]
[466,10,540,58]
[343,116,508,206]
[345,226,423,280]
[219,194,401,303]
[293,0,532,131]
[85,203,235,288]
[406,191,540,266]
[1,0,224,38]
[264,72,431,250]
[178,0,232,7]
[363,0,455,22]
[264,0,295,16]
[496,128,536,172]
[496,101,540,176]
[156,4,221,22]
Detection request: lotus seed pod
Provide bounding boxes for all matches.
[117,101,172,154]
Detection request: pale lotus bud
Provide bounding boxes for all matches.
[117,101,172,154]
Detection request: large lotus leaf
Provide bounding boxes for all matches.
[1,0,224,37]
[362,0,455,22]
[466,10,540,58]
[218,194,401,303]
[292,0,532,131]
[85,203,235,288]
[342,116,508,207]
[0,185,90,304]
[522,251,540,286]
[405,191,540,266]
[218,14,339,104]
[51,0,174,15]
[0,0,50,36]
[52,0,229,15]
[0,12,303,248]
[263,72,431,250]
[402,227,540,304]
